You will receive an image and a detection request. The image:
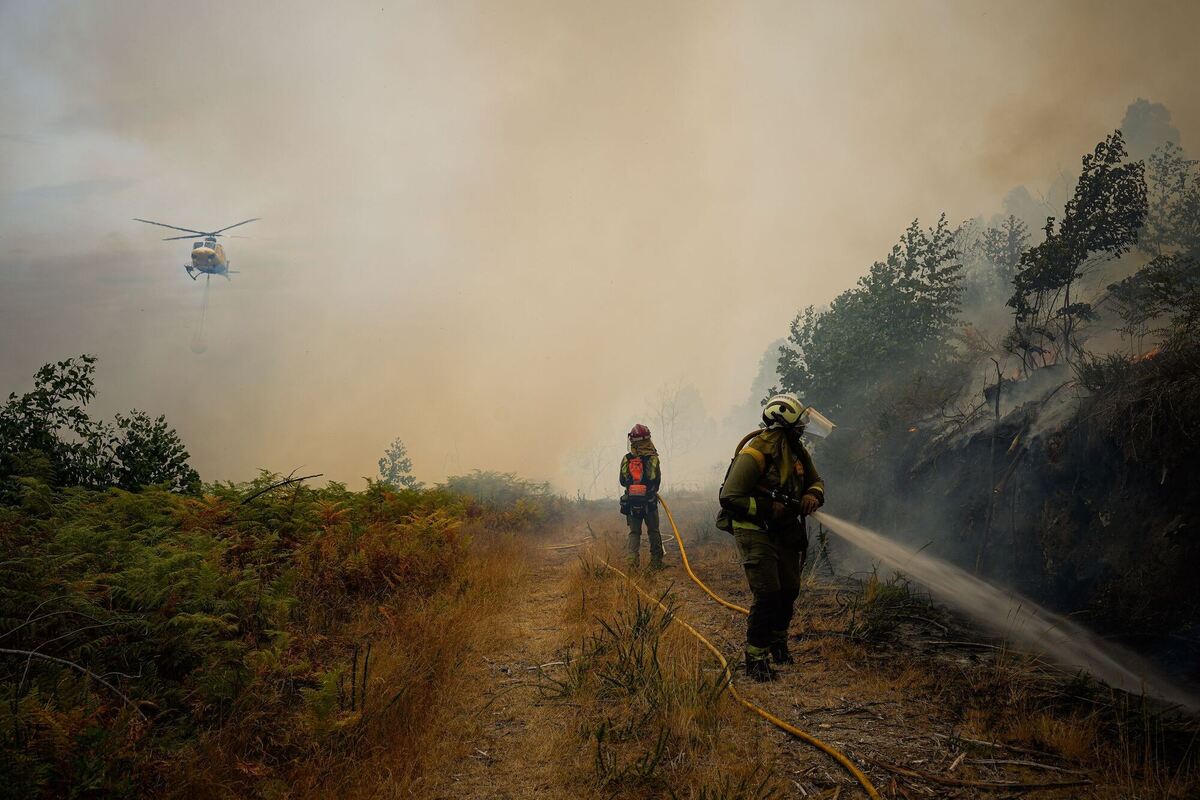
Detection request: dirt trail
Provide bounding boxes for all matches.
[425,511,1172,799]
[428,533,586,799]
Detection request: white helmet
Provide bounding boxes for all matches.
[762,393,806,429]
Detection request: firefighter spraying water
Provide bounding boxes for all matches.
[717,394,834,682]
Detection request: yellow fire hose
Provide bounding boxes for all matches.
[602,494,881,799]
[658,495,749,616]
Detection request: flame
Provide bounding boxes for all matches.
[1132,346,1162,363]
[907,426,918,433]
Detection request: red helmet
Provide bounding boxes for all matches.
[628,424,651,439]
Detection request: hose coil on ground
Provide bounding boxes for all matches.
[603,493,881,798]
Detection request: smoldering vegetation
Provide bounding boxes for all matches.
[742,100,1200,693]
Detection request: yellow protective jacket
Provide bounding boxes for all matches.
[718,429,824,531]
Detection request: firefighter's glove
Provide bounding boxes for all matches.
[800,494,820,516]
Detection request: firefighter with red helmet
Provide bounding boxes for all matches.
[619,424,663,569]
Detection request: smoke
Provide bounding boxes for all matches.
[2,1,1199,489]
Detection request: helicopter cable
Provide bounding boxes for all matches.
[190,275,211,354]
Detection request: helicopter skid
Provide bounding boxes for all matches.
[186,265,231,281]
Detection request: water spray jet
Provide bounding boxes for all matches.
[813,511,1200,712]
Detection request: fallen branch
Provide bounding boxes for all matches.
[899,614,948,633]
[968,758,1088,775]
[932,732,1063,761]
[871,759,1091,791]
[0,647,147,720]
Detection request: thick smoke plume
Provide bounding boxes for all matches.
[2,1,1198,490]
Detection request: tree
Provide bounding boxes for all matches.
[570,443,622,500]
[1108,142,1200,343]
[1007,131,1147,370]
[1108,254,1200,343]
[959,216,1032,311]
[112,410,200,493]
[1139,142,1199,259]
[0,355,110,489]
[980,216,1030,289]
[776,215,964,427]
[378,437,421,490]
[646,382,708,460]
[0,355,200,498]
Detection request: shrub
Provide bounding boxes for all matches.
[443,470,567,530]
[0,475,492,797]
[543,588,731,793]
[840,569,935,643]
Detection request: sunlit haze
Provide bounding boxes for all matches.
[3,0,1197,491]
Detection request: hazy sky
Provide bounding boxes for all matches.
[2,0,1197,490]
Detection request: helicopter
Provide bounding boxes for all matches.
[133,217,259,280]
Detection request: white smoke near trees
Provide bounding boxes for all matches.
[2,1,1198,492]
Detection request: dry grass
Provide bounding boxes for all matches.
[936,648,1200,799]
[276,528,532,798]
[543,552,781,800]
[561,545,624,639]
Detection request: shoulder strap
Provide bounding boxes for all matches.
[740,445,767,472]
[718,431,769,496]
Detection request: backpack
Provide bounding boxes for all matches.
[714,453,737,533]
[620,455,652,516]
[714,431,770,534]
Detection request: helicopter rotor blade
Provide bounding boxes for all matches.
[210,218,260,235]
[163,234,203,241]
[133,218,208,236]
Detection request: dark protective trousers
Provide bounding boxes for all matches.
[626,501,664,564]
[733,522,808,649]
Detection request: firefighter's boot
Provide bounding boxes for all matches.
[769,631,793,665]
[745,647,775,682]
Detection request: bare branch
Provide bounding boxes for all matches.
[239,473,323,505]
[0,647,147,720]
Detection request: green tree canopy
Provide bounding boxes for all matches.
[0,355,199,498]
[776,215,963,427]
[1108,142,1200,339]
[1007,131,1147,368]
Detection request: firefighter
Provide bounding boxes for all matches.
[718,394,824,681]
[619,424,663,569]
